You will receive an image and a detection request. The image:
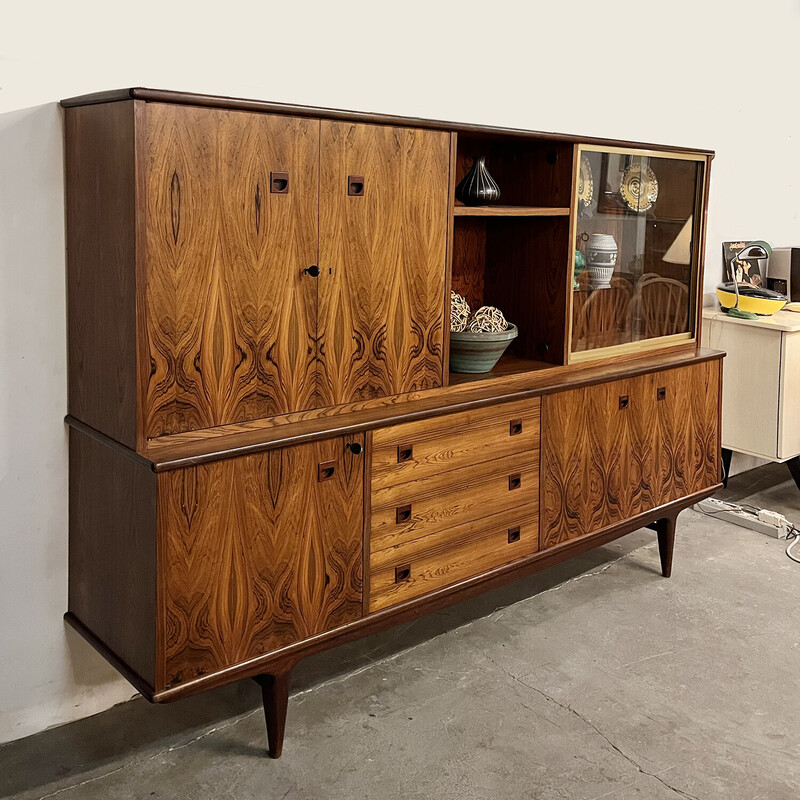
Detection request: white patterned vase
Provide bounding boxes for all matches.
[586,233,618,290]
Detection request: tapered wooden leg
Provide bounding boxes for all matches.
[254,670,291,758]
[655,516,676,578]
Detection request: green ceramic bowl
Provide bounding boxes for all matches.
[449,324,518,374]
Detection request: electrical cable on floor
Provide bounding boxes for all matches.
[695,498,800,564]
[787,527,800,564]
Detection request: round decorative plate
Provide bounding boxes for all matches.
[619,163,658,211]
[578,157,594,207]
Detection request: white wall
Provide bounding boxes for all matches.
[1,0,798,744]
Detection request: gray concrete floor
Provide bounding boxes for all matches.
[3,467,800,800]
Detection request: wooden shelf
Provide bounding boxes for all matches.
[448,354,554,386]
[453,205,570,218]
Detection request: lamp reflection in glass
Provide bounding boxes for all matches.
[663,216,693,266]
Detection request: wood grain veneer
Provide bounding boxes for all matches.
[540,360,721,548]
[68,427,157,688]
[317,120,450,405]
[369,507,539,612]
[371,455,539,553]
[141,103,320,438]
[158,435,364,690]
[371,398,540,490]
[66,102,138,449]
[485,217,571,365]
[140,348,717,471]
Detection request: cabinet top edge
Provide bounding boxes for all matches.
[119,347,724,472]
[59,87,715,157]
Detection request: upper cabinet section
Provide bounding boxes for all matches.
[64,88,713,451]
[65,100,451,448]
[570,146,707,361]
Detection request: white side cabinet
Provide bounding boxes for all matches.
[702,308,800,463]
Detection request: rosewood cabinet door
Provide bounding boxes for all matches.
[157,436,364,690]
[541,362,720,548]
[653,361,721,504]
[317,121,450,405]
[540,376,657,548]
[141,103,320,438]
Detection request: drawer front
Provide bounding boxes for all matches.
[371,454,538,553]
[369,507,539,612]
[372,398,540,491]
[541,360,720,548]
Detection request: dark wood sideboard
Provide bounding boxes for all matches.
[62,88,722,758]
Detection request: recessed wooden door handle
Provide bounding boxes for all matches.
[270,171,289,193]
[395,564,411,583]
[508,526,521,543]
[509,419,523,436]
[619,395,629,410]
[657,386,667,401]
[346,442,363,455]
[508,473,521,490]
[317,461,336,481]
[397,444,413,463]
[348,175,365,196]
[396,503,412,523]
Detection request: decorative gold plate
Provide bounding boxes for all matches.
[578,157,594,207]
[620,163,658,211]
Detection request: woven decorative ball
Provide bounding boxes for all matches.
[468,305,508,333]
[450,291,471,332]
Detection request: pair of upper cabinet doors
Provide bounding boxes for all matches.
[142,103,451,438]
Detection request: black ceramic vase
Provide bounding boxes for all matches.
[455,156,501,205]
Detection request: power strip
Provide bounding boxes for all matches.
[693,498,791,539]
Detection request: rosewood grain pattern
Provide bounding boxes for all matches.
[485,217,571,365]
[69,427,157,688]
[654,360,720,503]
[141,103,320,439]
[450,218,486,312]
[141,349,721,470]
[371,456,539,553]
[371,398,540,490]
[65,102,138,448]
[541,362,720,548]
[442,133,458,385]
[369,508,539,612]
[158,436,363,689]
[317,121,450,405]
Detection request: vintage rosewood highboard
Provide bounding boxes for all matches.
[62,88,722,758]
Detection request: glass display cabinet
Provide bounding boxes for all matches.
[570,145,707,361]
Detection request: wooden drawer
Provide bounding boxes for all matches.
[371,454,538,553]
[371,398,540,491]
[369,506,539,612]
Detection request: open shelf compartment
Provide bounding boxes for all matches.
[454,132,574,210]
[448,214,572,382]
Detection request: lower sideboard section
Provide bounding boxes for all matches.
[67,355,722,702]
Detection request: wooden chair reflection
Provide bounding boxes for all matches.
[572,276,633,351]
[631,277,689,339]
